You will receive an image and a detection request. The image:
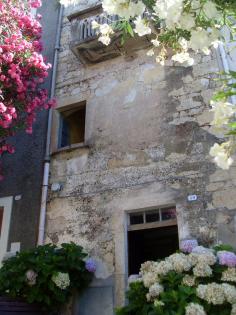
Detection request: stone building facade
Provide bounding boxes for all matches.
[45,2,236,314]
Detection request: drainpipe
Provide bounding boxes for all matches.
[38,4,64,245]
[218,42,236,104]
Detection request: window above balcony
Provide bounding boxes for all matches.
[68,5,152,64]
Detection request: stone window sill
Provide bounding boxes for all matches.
[51,142,89,156]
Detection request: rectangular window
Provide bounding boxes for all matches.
[127,206,179,275]
[0,197,13,262]
[59,102,86,148]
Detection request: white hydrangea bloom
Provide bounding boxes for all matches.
[197,252,217,266]
[140,261,156,274]
[25,270,38,286]
[193,263,212,277]
[147,283,164,300]
[192,246,214,255]
[210,142,233,170]
[185,303,207,315]
[222,283,236,304]
[188,253,199,266]
[222,268,236,282]
[231,304,236,315]
[143,271,158,288]
[196,283,226,305]
[182,275,196,287]
[134,17,151,36]
[155,260,173,276]
[128,274,143,285]
[167,253,192,273]
[52,272,70,290]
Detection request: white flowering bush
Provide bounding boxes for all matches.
[58,0,236,169]
[116,241,236,315]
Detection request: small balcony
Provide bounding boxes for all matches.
[68,5,152,64]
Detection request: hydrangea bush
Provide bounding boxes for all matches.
[0,0,54,179]
[0,243,96,311]
[116,240,236,315]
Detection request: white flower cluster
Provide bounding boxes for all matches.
[138,242,236,314]
[232,304,236,315]
[141,249,219,288]
[102,0,145,19]
[210,101,236,132]
[92,21,114,46]
[146,283,164,301]
[185,302,206,315]
[193,263,212,277]
[25,269,38,286]
[210,142,233,170]
[166,253,192,273]
[222,268,236,282]
[197,282,236,305]
[182,275,196,287]
[209,100,236,170]
[51,272,70,290]
[100,0,224,67]
[134,16,151,37]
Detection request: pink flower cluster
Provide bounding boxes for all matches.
[0,0,55,178]
[217,251,236,267]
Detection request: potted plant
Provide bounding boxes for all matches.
[0,243,96,314]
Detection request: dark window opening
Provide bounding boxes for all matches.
[146,211,159,223]
[130,213,144,225]
[128,225,179,275]
[59,103,86,148]
[161,206,176,221]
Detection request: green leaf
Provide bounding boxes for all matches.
[126,23,134,37]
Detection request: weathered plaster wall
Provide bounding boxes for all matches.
[46,3,236,312]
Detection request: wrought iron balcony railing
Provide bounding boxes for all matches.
[68,5,152,64]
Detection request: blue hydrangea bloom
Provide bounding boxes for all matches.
[85,258,96,273]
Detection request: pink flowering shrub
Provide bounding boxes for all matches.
[0,0,55,178]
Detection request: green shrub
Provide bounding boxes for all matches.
[0,243,94,311]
